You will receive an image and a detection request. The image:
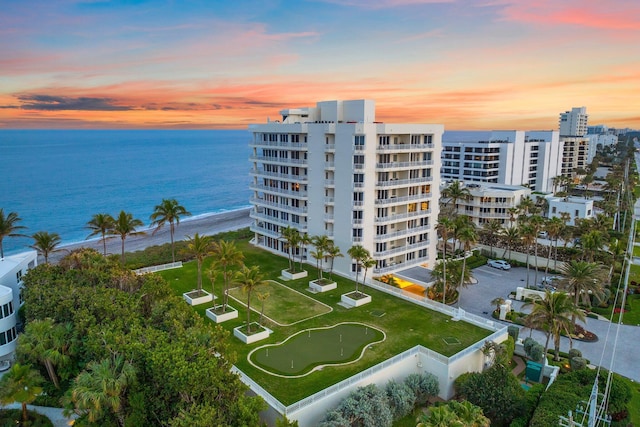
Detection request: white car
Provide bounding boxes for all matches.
[487,260,511,270]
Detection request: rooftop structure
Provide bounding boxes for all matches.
[559,106,588,137]
[545,195,594,226]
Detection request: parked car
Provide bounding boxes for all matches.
[538,231,549,239]
[487,259,511,270]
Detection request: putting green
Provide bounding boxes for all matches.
[248,323,385,378]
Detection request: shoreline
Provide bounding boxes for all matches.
[47,207,252,264]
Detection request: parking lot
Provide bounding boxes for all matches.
[458,266,640,383]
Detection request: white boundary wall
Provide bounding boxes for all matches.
[234,277,508,426]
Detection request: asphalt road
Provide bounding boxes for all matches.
[459,265,640,383]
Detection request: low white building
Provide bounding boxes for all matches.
[441,181,531,228]
[546,195,594,226]
[0,251,37,366]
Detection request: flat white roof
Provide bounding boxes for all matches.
[0,251,37,276]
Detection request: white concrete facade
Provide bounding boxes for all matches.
[441,130,561,192]
[559,106,588,137]
[249,100,443,279]
[545,195,594,226]
[441,182,531,228]
[561,136,590,178]
[0,251,37,362]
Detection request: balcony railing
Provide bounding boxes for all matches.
[375,209,431,223]
[250,155,306,165]
[250,169,308,182]
[374,194,427,205]
[250,197,308,214]
[375,241,429,257]
[376,143,434,151]
[250,184,308,198]
[250,140,308,149]
[375,160,433,169]
[373,225,430,242]
[375,176,433,187]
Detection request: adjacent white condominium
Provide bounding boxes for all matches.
[441,130,562,192]
[249,100,443,279]
[559,106,588,137]
[0,251,37,366]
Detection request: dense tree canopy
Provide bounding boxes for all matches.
[20,248,263,426]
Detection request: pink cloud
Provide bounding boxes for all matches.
[498,0,640,31]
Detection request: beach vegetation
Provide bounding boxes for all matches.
[0,208,27,259]
[211,239,244,312]
[86,213,115,256]
[149,198,191,263]
[235,265,266,335]
[20,248,263,426]
[109,211,145,264]
[346,244,375,297]
[280,226,301,273]
[29,231,63,264]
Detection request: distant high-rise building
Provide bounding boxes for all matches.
[441,130,561,192]
[249,100,443,279]
[559,106,588,137]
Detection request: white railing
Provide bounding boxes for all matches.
[134,261,183,275]
[232,367,287,413]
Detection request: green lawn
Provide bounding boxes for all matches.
[633,244,640,258]
[250,323,385,376]
[157,240,493,405]
[228,280,332,326]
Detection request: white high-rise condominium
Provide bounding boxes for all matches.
[441,130,562,192]
[559,107,590,178]
[559,106,588,137]
[249,100,443,280]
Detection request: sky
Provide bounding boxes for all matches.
[1,0,639,130]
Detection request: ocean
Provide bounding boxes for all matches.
[0,129,252,256]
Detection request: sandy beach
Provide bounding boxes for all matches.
[48,207,252,264]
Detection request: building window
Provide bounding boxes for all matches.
[379,136,390,145]
[575,210,579,217]
[552,207,557,214]
[354,135,365,146]
[353,173,364,184]
[16,270,22,283]
[0,302,14,320]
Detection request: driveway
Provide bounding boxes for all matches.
[459,266,640,383]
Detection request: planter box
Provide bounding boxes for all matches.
[341,292,372,308]
[206,305,238,323]
[309,278,337,293]
[234,323,271,344]
[183,290,214,306]
[281,269,308,280]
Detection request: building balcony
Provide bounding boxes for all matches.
[250,169,308,183]
[324,214,334,222]
[376,143,434,151]
[250,155,307,166]
[325,180,335,187]
[374,194,427,206]
[375,209,431,223]
[325,162,335,170]
[373,225,430,242]
[324,144,335,152]
[324,197,335,204]
[448,200,514,208]
[250,197,308,214]
[373,257,427,275]
[250,214,308,233]
[375,176,433,188]
[375,160,434,170]
[375,241,429,257]
[250,140,308,149]
[250,184,308,198]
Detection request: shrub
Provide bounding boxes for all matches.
[385,380,415,419]
[320,384,393,427]
[568,348,582,359]
[502,336,515,362]
[404,372,439,405]
[570,357,587,371]
[0,409,53,427]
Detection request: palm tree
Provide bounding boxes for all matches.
[149,198,191,263]
[86,213,115,255]
[110,211,145,264]
[491,297,505,313]
[458,226,477,290]
[310,235,331,280]
[501,227,519,261]
[326,241,343,280]
[69,355,136,427]
[257,291,270,326]
[519,223,536,288]
[0,209,27,259]
[545,217,564,272]
[507,207,519,228]
[481,219,503,258]
[558,261,608,320]
[441,180,471,216]
[211,240,244,312]
[29,231,62,264]
[280,226,300,273]
[184,233,213,297]
[0,363,44,423]
[452,215,474,252]
[527,215,545,285]
[298,233,311,272]
[347,245,373,295]
[17,319,74,389]
[524,291,585,361]
[435,218,455,303]
[517,195,537,217]
[581,230,604,262]
[235,265,266,334]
